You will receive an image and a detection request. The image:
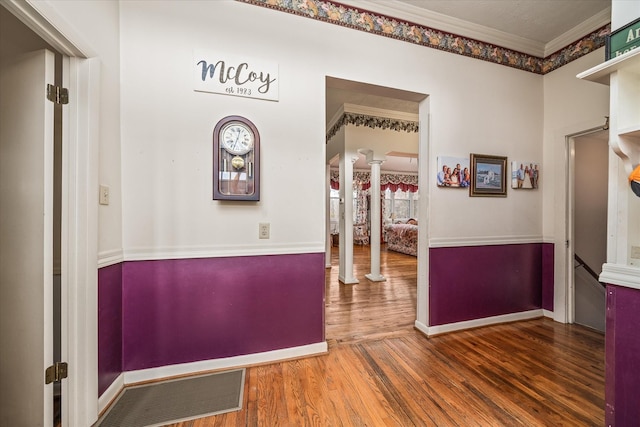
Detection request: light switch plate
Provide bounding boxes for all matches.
[99,185,110,205]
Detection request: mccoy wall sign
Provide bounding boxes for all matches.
[193,50,279,101]
[607,18,640,60]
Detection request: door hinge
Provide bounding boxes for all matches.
[46,84,69,105]
[45,362,68,384]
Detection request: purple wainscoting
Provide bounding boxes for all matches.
[605,284,640,426]
[542,243,554,311]
[122,253,325,371]
[429,243,543,326]
[98,263,123,396]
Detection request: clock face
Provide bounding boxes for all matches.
[221,122,254,155]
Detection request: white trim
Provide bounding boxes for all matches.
[339,0,546,57]
[544,7,611,57]
[577,45,640,86]
[414,319,429,336]
[600,263,640,289]
[123,342,328,385]
[97,373,124,414]
[98,249,124,268]
[543,309,554,318]
[123,243,324,261]
[419,310,544,337]
[62,56,101,427]
[428,235,544,248]
[99,245,326,266]
[0,0,92,58]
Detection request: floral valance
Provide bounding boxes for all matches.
[330,169,418,192]
[327,112,419,143]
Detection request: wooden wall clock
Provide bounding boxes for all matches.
[213,115,260,201]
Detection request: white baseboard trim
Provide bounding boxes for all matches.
[123,341,328,385]
[414,319,429,336]
[415,309,544,337]
[542,309,554,318]
[98,372,124,413]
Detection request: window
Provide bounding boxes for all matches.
[329,188,339,234]
[384,188,419,220]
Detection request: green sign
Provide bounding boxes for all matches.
[608,18,640,59]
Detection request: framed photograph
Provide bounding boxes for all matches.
[436,156,471,188]
[470,153,507,197]
[511,161,539,189]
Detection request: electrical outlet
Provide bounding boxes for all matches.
[631,246,640,259]
[259,223,270,239]
[99,185,110,205]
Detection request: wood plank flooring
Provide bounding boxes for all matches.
[167,245,605,426]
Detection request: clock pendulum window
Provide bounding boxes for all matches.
[213,115,260,201]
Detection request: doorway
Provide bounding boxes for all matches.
[0,3,99,426]
[567,128,608,332]
[0,6,64,426]
[324,77,429,336]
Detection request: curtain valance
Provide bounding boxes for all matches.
[330,170,418,192]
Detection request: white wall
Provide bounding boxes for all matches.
[542,48,610,322]
[612,1,640,29]
[119,0,546,258]
[40,0,122,260]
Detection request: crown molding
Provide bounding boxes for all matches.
[340,0,546,56]
[544,7,611,57]
[241,0,608,74]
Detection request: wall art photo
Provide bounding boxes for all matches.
[436,156,471,188]
[511,161,539,189]
[470,153,507,197]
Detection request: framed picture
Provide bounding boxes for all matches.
[436,156,471,188]
[511,161,539,189]
[470,153,507,197]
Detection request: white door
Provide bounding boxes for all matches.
[0,48,55,427]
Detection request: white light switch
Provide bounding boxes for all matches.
[259,223,270,239]
[99,185,110,205]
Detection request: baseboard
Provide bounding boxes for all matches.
[416,309,544,337]
[123,341,328,385]
[542,309,554,318]
[98,372,124,414]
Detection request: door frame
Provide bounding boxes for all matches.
[564,124,608,325]
[1,1,100,425]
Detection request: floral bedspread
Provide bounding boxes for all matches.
[384,224,418,256]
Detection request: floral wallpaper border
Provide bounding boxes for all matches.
[327,112,418,142]
[238,0,610,75]
[330,169,419,190]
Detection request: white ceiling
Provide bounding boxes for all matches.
[391,0,610,45]
[327,0,612,173]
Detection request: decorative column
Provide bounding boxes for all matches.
[363,151,386,282]
[338,155,359,284]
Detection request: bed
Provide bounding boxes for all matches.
[384,221,418,256]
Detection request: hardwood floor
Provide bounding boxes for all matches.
[168,245,605,426]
